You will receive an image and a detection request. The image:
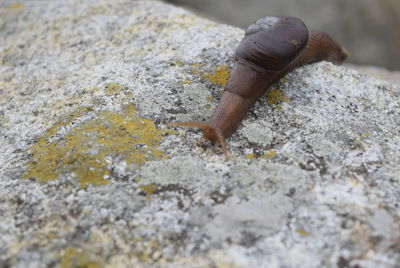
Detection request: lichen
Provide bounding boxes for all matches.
[174,62,231,89]
[130,237,161,263]
[296,229,310,236]
[6,3,23,11]
[105,82,124,94]
[139,184,158,195]
[178,80,193,85]
[201,65,230,87]
[245,153,255,159]
[266,88,289,105]
[206,95,214,102]
[60,248,104,268]
[174,61,184,67]
[260,150,277,158]
[23,104,167,187]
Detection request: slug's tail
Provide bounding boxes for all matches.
[167,121,229,160]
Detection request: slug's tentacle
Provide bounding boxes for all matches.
[169,16,348,159]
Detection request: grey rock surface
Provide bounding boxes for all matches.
[347,64,400,86]
[1,1,400,267]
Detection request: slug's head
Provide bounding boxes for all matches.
[328,45,350,65]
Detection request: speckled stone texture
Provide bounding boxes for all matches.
[1,1,399,268]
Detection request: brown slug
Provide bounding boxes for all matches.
[170,16,349,159]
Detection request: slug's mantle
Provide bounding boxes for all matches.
[1,1,399,267]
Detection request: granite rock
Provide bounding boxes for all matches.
[0,1,399,267]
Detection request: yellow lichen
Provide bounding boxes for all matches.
[190,63,206,74]
[191,63,201,68]
[139,184,158,195]
[350,178,359,187]
[23,104,167,188]
[201,65,230,87]
[120,15,198,42]
[162,129,176,135]
[178,80,193,85]
[105,82,124,94]
[174,61,184,67]
[7,3,23,10]
[131,9,140,15]
[9,241,28,255]
[129,236,161,263]
[208,250,245,268]
[266,89,289,105]
[260,150,277,159]
[295,229,310,236]
[127,49,146,57]
[175,62,231,87]
[245,153,254,159]
[60,248,104,268]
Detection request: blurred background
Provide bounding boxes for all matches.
[166,0,400,71]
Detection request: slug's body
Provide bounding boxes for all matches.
[170,17,349,158]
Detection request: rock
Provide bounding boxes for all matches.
[0,1,399,267]
[347,64,400,86]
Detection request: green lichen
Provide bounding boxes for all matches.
[23,104,167,187]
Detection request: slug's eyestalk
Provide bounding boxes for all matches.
[169,16,349,160]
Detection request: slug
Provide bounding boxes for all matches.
[170,16,349,159]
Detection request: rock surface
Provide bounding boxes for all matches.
[347,64,400,86]
[1,1,399,267]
